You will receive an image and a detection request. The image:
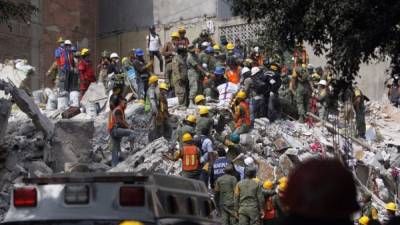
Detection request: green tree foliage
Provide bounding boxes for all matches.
[0,0,38,30]
[229,0,400,78]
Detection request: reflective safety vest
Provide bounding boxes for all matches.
[235,101,251,128]
[107,105,125,133]
[59,50,74,70]
[264,196,276,220]
[226,68,240,84]
[181,145,200,171]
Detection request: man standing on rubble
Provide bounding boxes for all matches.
[171,45,188,107]
[316,80,329,121]
[108,53,125,96]
[107,96,136,167]
[147,77,170,141]
[162,32,179,95]
[57,40,75,92]
[187,44,209,108]
[291,66,313,123]
[354,87,367,139]
[78,48,96,98]
[196,107,214,136]
[234,166,264,225]
[147,25,163,73]
[133,48,153,102]
[215,164,238,225]
[231,91,251,135]
[98,50,111,87]
[176,115,197,147]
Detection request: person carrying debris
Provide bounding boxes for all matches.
[133,48,153,102]
[176,115,197,147]
[78,48,96,98]
[214,163,238,225]
[353,87,367,139]
[231,91,251,135]
[107,96,135,167]
[166,133,202,180]
[196,106,214,136]
[291,66,313,123]
[147,25,163,73]
[234,166,264,225]
[171,45,188,107]
[187,44,210,108]
[162,31,179,95]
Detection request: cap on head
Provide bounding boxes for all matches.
[214,67,224,75]
[159,82,168,91]
[110,52,119,59]
[229,133,240,144]
[64,40,72,45]
[171,32,180,38]
[198,106,209,115]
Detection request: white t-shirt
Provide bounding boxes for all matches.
[147,34,161,51]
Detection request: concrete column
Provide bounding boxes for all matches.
[29,0,44,90]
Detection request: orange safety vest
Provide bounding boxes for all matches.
[264,196,276,220]
[226,68,240,84]
[235,101,251,128]
[181,145,200,171]
[107,105,125,133]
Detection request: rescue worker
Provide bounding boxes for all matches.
[233,38,246,60]
[162,31,179,94]
[176,115,197,147]
[388,74,400,107]
[232,91,251,135]
[215,164,238,225]
[108,53,125,96]
[192,28,214,49]
[279,67,293,103]
[384,202,397,224]
[204,66,225,99]
[358,216,369,225]
[50,37,65,88]
[78,48,96,98]
[211,147,230,185]
[291,67,313,123]
[57,40,74,92]
[196,106,213,136]
[187,44,209,108]
[225,60,241,85]
[177,26,190,48]
[196,127,216,187]
[316,79,329,121]
[242,66,259,125]
[171,45,188,107]
[354,87,367,139]
[147,25,163,72]
[195,94,206,106]
[234,166,264,225]
[361,193,379,222]
[97,50,111,87]
[272,182,287,223]
[168,133,202,180]
[133,48,153,101]
[107,97,135,167]
[262,181,277,225]
[265,63,282,122]
[122,50,138,100]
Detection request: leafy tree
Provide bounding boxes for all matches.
[0,0,38,30]
[229,0,400,79]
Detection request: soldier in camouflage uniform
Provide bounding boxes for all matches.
[175,115,197,148]
[215,164,238,225]
[196,107,214,136]
[234,166,264,225]
[171,46,188,107]
[187,44,209,108]
[291,67,313,122]
[354,87,366,138]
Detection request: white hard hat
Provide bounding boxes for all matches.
[241,67,250,75]
[64,40,72,45]
[319,80,327,86]
[254,46,260,53]
[251,67,260,76]
[244,157,254,166]
[110,52,119,58]
[201,42,210,47]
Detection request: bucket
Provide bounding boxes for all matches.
[57,96,69,110]
[32,90,43,104]
[87,102,98,117]
[46,94,57,110]
[69,91,80,107]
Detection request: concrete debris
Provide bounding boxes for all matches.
[0,60,34,99]
[0,99,12,144]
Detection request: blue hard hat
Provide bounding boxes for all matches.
[135,48,144,56]
[229,133,240,144]
[214,66,224,75]
[206,46,214,54]
[71,46,77,52]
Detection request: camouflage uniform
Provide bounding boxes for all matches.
[176,124,196,147]
[171,53,188,106]
[295,70,312,121]
[234,178,264,225]
[215,174,238,225]
[187,52,202,102]
[196,116,214,136]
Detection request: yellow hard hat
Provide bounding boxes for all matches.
[121,57,129,64]
[236,91,246,100]
[386,202,398,211]
[182,133,193,142]
[270,65,279,71]
[159,82,168,90]
[119,221,144,225]
[278,182,287,192]
[263,181,273,190]
[148,75,159,84]
[279,176,288,184]
[186,115,196,124]
[194,95,205,104]
[178,26,186,33]
[226,42,234,50]
[171,32,180,38]
[355,88,362,97]
[80,48,90,56]
[213,44,220,51]
[199,106,209,115]
[358,216,369,225]
[57,37,64,43]
[301,64,307,69]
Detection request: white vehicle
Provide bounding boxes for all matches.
[2,173,219,225]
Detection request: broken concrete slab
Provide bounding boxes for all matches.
[81,83,107,110]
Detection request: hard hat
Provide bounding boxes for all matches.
[213,44,220,51]
[182,133,193,142]
[194,95,205,104]
[244,157,254,166]
[214,67,224,75]
[241,67,250,76]
[254,46,260,53]
[64,40,72,45]
[178,26,186,33]
[386,202,397,211]
[229,133,240,144]
[355,88,362,97]
[110,52,119,58]
[236,90,246,100]
[251,67,260,76]
[186,115,196,124]
[278,182,287,192]
[319,80,327,86]
[199,107,209,115]
[358,216,369,225]
[121,57,129,64]
[263,181,273,190]
[279,176,288,184]
[201,42,210,48]
[148,75,159,84]
[119,221,144,225]
[80,48,90,56]
[57,37,64,43]
[159,82,168,90]
[171,31,180,38]
[226,43,234,50]
[205,46,214,54]
[135,48,144,56]
[312,73,321,81]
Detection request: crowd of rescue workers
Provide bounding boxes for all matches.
[48,25,400,225]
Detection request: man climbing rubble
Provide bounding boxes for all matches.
[78,48,96,98]
[231,90,251,135]
[176,115,197,147]
[291,66,313,123]
[107,96,135,167]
